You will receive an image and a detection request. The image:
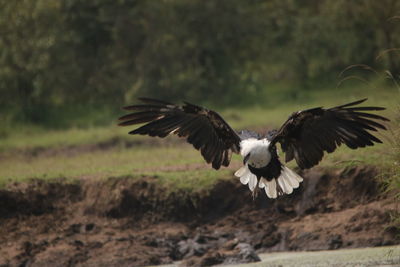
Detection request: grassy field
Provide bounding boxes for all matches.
[0,83,398,190]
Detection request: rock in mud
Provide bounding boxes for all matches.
[180,242,260,267]
[177,238,209,258]
[226,243,261,264]
[328,234,343,250]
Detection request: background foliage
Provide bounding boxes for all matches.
[1,0,399,128]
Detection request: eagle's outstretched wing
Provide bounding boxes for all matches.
[269,98,389,169]
[118,98,241,169]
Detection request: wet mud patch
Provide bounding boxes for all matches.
[0,166,398,266]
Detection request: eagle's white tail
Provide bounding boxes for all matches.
[262,166,303,198]
[234,165,303,199]
[234,164,258,192]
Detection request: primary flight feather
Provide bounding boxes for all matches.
[119,98,389,198]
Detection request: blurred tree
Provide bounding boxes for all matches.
[0,0,398,127]
[0,0,63,123]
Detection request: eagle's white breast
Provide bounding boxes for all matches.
[240,138,271,168]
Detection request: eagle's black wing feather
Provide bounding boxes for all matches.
[270,98,389,169]
[119,98,241,169]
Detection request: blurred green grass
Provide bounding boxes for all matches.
[0,83,398,189]
[0,144,237,188]
[2,83,397,151]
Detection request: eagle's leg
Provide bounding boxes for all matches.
[276,183,284,196]
[252,179,260,200]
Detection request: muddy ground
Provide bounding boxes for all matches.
[0,161,399,267]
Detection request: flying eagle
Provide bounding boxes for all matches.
[118,98,389,198]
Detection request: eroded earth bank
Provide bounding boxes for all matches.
[0,166,399,266]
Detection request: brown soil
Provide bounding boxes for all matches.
[0,166,399,267]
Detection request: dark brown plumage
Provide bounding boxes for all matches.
[269,98,389,169]
[118,97,241,169]
[119,97,389,173]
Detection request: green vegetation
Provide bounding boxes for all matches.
[381,97,400,231]
[0,136,242,190]
[0,1,399,199]
[384,110,400,198]
[1,82,397,150]
[0,85,397,191]
[1,0,399,129]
